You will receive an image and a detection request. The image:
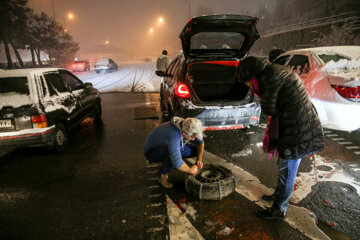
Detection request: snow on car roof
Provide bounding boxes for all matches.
[0,68,64,77]
[96,59,110,64]
[288,46,360,59]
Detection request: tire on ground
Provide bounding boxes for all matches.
[52,123,68,153]
[185,164,235,200]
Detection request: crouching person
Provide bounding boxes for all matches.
[144,117,205,189]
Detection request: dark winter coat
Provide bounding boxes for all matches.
[237,57,324,159]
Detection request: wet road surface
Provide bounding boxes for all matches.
[0,93,359,240]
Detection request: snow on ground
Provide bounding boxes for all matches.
[76,61,161,93]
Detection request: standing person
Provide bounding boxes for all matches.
[144,117,205,189]
[156,50,170,73]
[237,56,324,220]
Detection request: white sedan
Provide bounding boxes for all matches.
[273,46,360,132]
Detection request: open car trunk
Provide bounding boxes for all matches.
[187,61,251,103]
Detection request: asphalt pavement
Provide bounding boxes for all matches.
[0,93,358,240]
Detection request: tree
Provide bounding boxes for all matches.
[0,0,29,68]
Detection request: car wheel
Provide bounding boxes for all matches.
[52,123,68,153]
[185,164,236,200]
[94,102,102,120]
[95,71,99,74]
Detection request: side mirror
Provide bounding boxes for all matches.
[156,70,165,77]
[85,82,93,89]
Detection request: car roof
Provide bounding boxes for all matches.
[0,68,65,78]
[281,46,360,59]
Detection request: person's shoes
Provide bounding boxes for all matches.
[262,193,276,201]
[158,174,173,189]
[257,207,286,220]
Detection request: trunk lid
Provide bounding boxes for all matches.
[179,14,259,59]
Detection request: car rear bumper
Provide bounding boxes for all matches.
[178,102,261,130]
[0,126,55,147]
[321,100,360,132]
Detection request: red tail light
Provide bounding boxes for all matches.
[331,85,360,101]
[32,115,47,128]
[175,84,190,98]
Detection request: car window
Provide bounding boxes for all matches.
[0,77,29,95]
[165,59,179,86]
[191,32,244,50]
[287,55,310,75]
[273,55,290,66]
[60,71,84,91]
[44,73,68,94]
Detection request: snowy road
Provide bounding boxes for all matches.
[73,61,161,93]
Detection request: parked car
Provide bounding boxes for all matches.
[0,68,102,153]
[273,46,360,132]
[95,58,118,73]
[156,14,261,131]
[71,60,90,72]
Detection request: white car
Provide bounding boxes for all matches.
[95,58,118,73]
[273,46,360,132]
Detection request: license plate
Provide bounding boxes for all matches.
[0,120,12,128]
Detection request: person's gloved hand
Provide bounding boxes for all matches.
[190,165,198,175]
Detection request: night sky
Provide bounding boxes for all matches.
[28,0,268,59]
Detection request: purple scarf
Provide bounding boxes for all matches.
[251,77,279,159]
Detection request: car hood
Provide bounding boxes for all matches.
[179,14,259,59]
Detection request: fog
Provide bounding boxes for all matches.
[28,0,268,60]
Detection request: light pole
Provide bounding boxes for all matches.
[158,17,165,49]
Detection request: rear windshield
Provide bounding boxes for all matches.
[318,54,350,63]
[0,77,29,94]
[97,59,109,65]
[191,32,244,50]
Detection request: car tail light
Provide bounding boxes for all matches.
[32,115,47,128]
[175,84,190,98]
[72,64,75,68]
[331,85,360,101]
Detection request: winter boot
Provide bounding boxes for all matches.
[262,193,276,201]
[159,174,173,189]
[257,206,286,220]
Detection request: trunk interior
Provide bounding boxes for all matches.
[187,61,250,102]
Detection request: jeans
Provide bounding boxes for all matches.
[272,157,301,213]
[144,143,197,176]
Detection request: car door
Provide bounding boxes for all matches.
[59,70,95,120]
[43,72,81,127]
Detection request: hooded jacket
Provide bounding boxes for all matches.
[237,57,324,159]
[156,54,170,72]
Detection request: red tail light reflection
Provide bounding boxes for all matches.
[175,84,190,98]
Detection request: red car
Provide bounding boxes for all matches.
[71,60,90,72]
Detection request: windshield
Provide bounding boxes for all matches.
[190,32,244,50]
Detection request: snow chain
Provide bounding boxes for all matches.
[199,183,203,200]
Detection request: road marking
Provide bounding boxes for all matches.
[339,142,353,145]
[194,152,330,240]
[146,227,164,233]
[149,194,162,198]
[326,134,338,137]
[147,185,160,189]
[345,146,360,150]
[166,195,204,240]
[331,138,345,141]
[150,203,163,207]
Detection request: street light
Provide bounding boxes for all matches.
[67,13,74,19]
[149,28,154,34]
[105,40,109,44]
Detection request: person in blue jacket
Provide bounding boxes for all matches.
[144,117,205,188]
